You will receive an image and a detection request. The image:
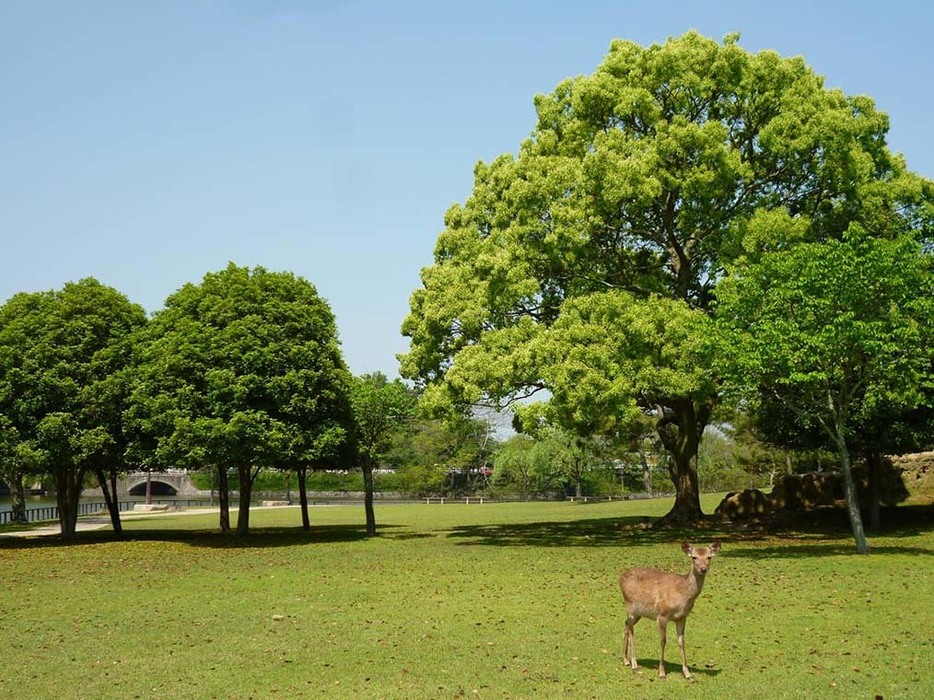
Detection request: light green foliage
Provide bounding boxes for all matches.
[540,291,718,434]
[492,434,555,499]
[0,279,146,536]
[401,31,927,521]
[128,263,355,535]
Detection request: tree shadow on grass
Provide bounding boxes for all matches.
[382,531,438,541]
[445,505,934,552]
[4,505,930,554]
[446,516,709,548]
[725,541,934,559]
[444,513,818,549]
[0,523,402,550]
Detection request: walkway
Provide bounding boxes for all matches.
[0,507,220,538]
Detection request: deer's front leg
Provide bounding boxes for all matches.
[657,617,668,678]
[676,619,692,680]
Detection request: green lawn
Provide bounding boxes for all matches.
[1,496,932,699]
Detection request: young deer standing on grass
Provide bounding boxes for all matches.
[619,541,721,680]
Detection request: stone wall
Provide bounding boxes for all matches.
[714,452,924,520]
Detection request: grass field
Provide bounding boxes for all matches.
[1,495,932,699]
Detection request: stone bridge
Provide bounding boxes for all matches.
[122,471,202,497]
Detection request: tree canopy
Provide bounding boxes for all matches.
[128,263,355,535]
[400,31,932,522]
[0,279,146,538]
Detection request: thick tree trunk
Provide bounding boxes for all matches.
[668,453,702,523]
[235,466,260,536]
[297,466,310,530]
[656,399,708,523]
[54,467,83,540]
[8,470,28,524]
[217,467,231,533]
[95,467,123,535]
[363,461,376,537]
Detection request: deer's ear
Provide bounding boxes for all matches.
[681,541,693,555]
[709,542,722,555]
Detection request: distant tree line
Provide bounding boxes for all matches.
[1,262,924,546]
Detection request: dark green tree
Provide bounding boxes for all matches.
[0,280,146,538]
[717,227,934,552]
[392,417,486,497]
[0,415,28,523]
[128,263,355,536]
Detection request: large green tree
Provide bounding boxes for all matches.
[716,226,933,552]
[350,372,415,536]
[0,280,146,538]
[400,31,929,521]
[128,263,355,536]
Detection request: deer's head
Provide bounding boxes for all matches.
[682,541,721,575]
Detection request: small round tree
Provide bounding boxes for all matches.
[0,279,146,538]
[128,263,355,535]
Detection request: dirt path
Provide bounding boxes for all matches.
[0,506,222,539]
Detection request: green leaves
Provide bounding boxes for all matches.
[541,291,720,434]
[401,31,931,522]
[129,263,355,473]
[717,226,934,447]
[401,30,922,418]
[350,372,415,467]
[0,279,146,475]
[0,279,147,535]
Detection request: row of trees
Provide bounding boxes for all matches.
[4,33,932,552]
[0,265,419,539]
[1,261,908,542]
[399,31,934,552]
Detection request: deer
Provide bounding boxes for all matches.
[619,541,721,680]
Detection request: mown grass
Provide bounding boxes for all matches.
[1,496,932,699]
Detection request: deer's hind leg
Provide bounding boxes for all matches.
[657,617,669,678]
[622,613,640,670]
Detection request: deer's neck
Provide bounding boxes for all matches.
[684,568,706,597]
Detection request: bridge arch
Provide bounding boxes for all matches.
[127,480,178,497]
[123,471,199,497]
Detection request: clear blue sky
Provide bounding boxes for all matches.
[2,1,931,377]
